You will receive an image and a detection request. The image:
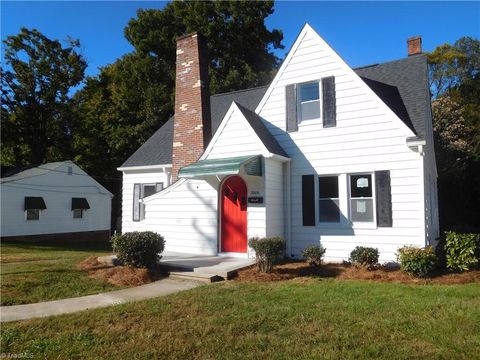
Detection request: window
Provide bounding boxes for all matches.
[298,81,320,122]
[318,176,340,223]
[349,174,374,223]
[133,183,163,221]
[73,209,83,219]
[26,209,40,220]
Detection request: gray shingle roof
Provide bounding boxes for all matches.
[120,86,268,167]
[121,55,430,168]
[234,102,288,158]
[354,54,430,136]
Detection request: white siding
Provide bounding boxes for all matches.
[142,179,219,255]
[121,169,170,233]
[205,107,263,159]
[265,158,285,238]
[256,26,425,262]
[0,163,111,237]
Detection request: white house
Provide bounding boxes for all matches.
[118,24,439,262]
[1,161,113,242]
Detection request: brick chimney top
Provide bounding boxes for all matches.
[171,32,211,183]
[407,36,422,56]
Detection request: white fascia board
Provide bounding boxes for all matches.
[201,102,271,160]
[117,164,172,172]
[142,178,186,203]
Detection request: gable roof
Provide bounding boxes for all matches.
[234,102,288,158]
[120,86,268,168]
[1,161,113,196]
[354,54,430,137]
[1,162,65,183]
[121,56,430,168]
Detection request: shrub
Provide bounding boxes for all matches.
[111,231,165,269]
[302,245,326,267]
[397,246,437,278]
[445,231,480,272]
[249,237,285,273]
[349,246,379,268]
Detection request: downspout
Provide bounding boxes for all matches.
[285,161,292,258]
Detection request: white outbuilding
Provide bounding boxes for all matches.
[1,161,113,242]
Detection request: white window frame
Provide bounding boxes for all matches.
[25,209,40,221]
[297,80,322,124]
[348,172,377,229]
[73,209,83,219]
[140,183,157,220]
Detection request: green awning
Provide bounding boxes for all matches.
[178,155,262,179]
[24,197,47,210]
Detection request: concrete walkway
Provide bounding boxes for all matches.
[0,278,202,323]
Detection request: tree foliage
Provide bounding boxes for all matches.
[429,37,480,232]
[75,1,284,179]
[1,28,86,165]
[428,36,480,98]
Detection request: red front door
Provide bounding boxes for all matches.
[221,176,247,253]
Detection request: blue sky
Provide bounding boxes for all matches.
[2,1,479,78]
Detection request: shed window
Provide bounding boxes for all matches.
[318,176,340,223]
[73,209,83,219]
[349,174,374,223]
[26,209,40,221]
[298,82,320,122]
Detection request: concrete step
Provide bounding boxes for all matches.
[169,271,224,284]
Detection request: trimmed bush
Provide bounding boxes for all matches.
[445,231,480,272]
[249,237,285,273]
[111,231,165,269]
[302,245,326,267]
[397,246,437,278]
[349,246,379,268]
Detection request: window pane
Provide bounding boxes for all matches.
[319,176,338,198]
[73,209,83,219]
[301,100,320,121]
[350,174,372,198]
[26,209,39,220]
[351,199,374,222]
[300,82,319,102]
[319,199,340,223]
[142,185,156,198]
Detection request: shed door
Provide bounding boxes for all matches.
[221,176,247,253]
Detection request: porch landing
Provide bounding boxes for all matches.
[160,252,255,281]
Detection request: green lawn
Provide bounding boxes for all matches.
[0,243,118,305]
[2,279,479,359]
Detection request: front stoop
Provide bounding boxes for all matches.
[160,257,255,282]
[169,271,223,283]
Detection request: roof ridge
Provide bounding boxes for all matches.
[354,54,427,70]
[211,85,269,98]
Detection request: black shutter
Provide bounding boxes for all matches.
[322,76,336,127]
[286,84,298,132]
[302,175,315,226]
[133,183,141,221]
[375,171,392,227]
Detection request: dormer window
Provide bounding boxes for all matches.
[298,81,321,122]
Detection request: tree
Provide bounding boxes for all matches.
[1,28,87,165]
[428,37,480,232]
[74,1,283,229]
[76,1,284,171]
[428,36,480,98]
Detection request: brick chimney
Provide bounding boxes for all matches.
[407,36,422,56]
[172,33,211,182]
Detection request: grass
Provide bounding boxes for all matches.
[0,242,118,305]
[2,279,479,359]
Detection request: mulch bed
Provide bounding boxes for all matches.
[77,257,166,287]
[235,261,480,285]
